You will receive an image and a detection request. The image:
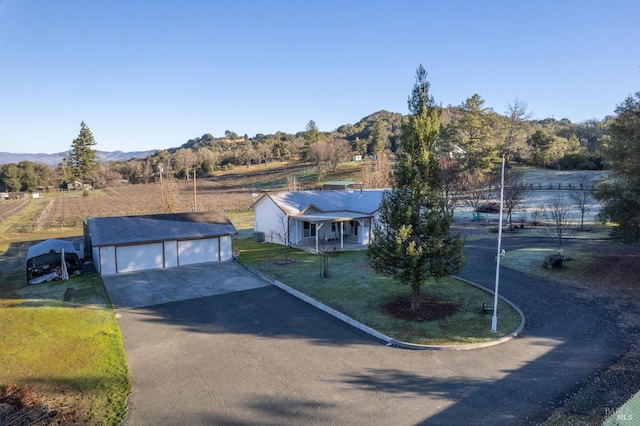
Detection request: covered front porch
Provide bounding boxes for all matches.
[289,212,373,254]
[293,238,368,253]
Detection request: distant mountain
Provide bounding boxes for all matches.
[0,150,157,167]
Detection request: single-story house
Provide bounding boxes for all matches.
[252,189,386,252]
[84,211,237,275]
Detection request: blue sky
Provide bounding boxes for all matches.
[1,1,638,154]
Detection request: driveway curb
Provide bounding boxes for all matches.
[240,264,526,351]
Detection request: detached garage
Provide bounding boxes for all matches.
[84,211,237,275]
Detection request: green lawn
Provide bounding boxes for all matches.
[235,236,522,345]
[0,263,130,424]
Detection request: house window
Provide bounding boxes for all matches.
[303,222,316,238]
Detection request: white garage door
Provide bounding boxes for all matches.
[178,238,219,266]
[116,243,164,273]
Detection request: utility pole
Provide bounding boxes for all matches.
[158,164,165,212]
[193,168,197,212]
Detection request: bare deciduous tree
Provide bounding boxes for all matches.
[458,170,497,215]
[540,195,575,249]
[501,99,533,162]
[361,151,392,189]
[317,237,332,278]
[502,170,530,230]
[328,138,352,172]
[270,215,291,260]
[286,173,297,191]
[569,173,592,231]
[439,155,464,214]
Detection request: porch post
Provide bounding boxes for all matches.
[340,221,344,248]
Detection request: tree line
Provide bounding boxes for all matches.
[102,101,611,187]
[0,102,612,193]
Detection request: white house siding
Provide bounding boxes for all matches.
[358,218,371,244]
[178,238,220,265]
[254,197,288,244]
[98,246,117,275]
[291,220,303,245]
[116,243,164,273]
[219,235,233,261]
[164,240,178,268]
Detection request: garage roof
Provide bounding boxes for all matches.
[87,211,237,247]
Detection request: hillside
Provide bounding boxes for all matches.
[0,150,157,167]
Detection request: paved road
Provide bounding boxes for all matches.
[114,238,627,425]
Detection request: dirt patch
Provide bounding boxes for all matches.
[583,247,640,291]
[275,258,295,265]
[383,296,458,322]
[0,384,80,425]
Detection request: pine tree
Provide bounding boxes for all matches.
[593,92,640,243]
[68,121,99,181]
[367,65,465,311]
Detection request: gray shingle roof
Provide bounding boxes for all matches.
[87,211,237,247]
[268,189,386,215]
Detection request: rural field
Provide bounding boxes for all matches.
[1,163,638,424]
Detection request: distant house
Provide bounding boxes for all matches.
[67,180,93,191]
[252,189,385,252]
[84,211,237,275]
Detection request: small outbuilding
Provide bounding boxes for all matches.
[84,211,237,275]
[26,238,84,284]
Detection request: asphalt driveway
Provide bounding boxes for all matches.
[108,244,628,425]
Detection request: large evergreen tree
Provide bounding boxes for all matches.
[67,121,99,181]
[593,92,640,243]
[367,65,465,311]
[445,94,498,173]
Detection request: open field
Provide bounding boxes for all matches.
[0,164,612,241]
[0,161,368,236]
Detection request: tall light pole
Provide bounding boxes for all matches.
[492,156,506,333]
[158,164,165,212]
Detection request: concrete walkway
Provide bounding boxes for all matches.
[110,238,628,425]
